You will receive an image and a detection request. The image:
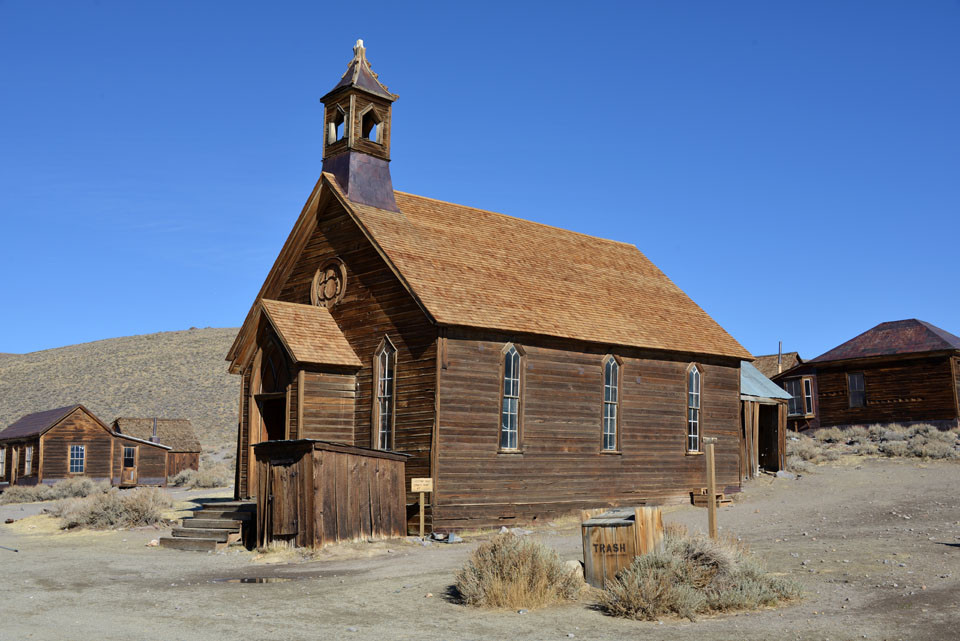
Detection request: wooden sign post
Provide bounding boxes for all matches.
[411,477,434,539]
[703,437,718,540]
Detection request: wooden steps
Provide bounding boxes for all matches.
[690,488,733,508]
[159,500,255,552]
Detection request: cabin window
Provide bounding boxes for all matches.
[785,376,815,417]
[848,372,866,408]
[69,445,85,474]
[500,344,523,450]
[0,448,5,477]
[602,356,620,451]
[687,365,701,452]
[803,378,814,416]
[123,446,136,468]
[373,337,397,450]
[24,446,33,476]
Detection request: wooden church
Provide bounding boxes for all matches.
[228,41,751,532]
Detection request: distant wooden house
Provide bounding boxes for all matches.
[112,418,202,477]
[752,352,803,379]
[226,41,752,533]
[0,405,169,488]
[773,319,960,431]
[739,361,791,479]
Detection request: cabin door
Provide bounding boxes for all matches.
[757,405,781,472]
[121,446,138,485]
[10,447,18,484]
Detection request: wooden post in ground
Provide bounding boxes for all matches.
[704,437,718,540]
[411,477,433,539]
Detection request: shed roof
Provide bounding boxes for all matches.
[0,405,105,441]
[811,319,960,363]
[752,352,803,378]
[260,298,363,367]
[740,361,791,401]
[111,418,201,453]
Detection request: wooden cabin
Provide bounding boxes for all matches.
[0,405,170,489]
[774,319,960,432]
[752,352,803,379]
[739,361,790,480]
[112,417,202,477]
[226,41,752,533]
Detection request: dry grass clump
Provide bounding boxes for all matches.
[52,487,173,530]
[0,478,110,504]
[598,527,801,621]
[786,423,959,469]
[169,463,232,488]
[454,533,584,609]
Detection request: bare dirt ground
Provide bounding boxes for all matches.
[1,458,958,641]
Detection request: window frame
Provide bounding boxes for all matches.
[784,377,804,416]
[802,376,815,418]
[686,363,703,454]
[371,336,398,451]
[24,445,33,476]
[0,447,6,477]
[69,444,85,474]
[847,372,866,408]
[498,343,526,453]
[601,355,622,453]
[122,445,137,469]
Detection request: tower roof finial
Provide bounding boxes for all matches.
[321,38,397,102]
[353,39,366,61]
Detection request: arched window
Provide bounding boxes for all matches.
[500,344,523,450]
[602,356,620,451]
[373,337,397,450]
[687,364,702,452]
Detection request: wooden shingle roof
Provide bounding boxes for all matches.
[752,352,803,378]
[261,298,363,368]
[811,319,960,363]
[111,418,201,453]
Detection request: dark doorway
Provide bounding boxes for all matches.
[757,404,781,471]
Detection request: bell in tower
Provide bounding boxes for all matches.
[320,40,399,212]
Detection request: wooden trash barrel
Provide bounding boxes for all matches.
[581,506,664,588]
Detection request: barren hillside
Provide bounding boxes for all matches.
[0,328,240,451]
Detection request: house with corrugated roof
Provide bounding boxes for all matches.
[773,319,960,431]
[225,41,752,533]
[0,405,169,489]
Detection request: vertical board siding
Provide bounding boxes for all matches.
[435,337,741,531]
[112,439,168,486]
[167,452,200,478]
[237,370,251,497]
[815,356,958,427]
[287,376,299,439]
[300,372,356,443]
[40,409,114,483]
[273,199,437,506]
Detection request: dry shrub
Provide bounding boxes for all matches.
[789,423,959,466]
[599,531,801,621]
[786,435,822,462]
[454,533,583,609]
[170,463,232,488]
[0,478,110,504]
[52,487,173,530]
[786,455,812,473]
[814,427,844,443]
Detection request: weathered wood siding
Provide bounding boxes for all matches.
[39,409,114,483]
[274,198,437,504]
[300,371,356,443]
[236,369,251,498]
[167,452,200,477]
[815,356,959,427]
[434,334,741,531]
[953,357,960,421]
[287,375,299,439]
[112,438,168,486]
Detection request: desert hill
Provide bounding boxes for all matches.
[0,328,240,452]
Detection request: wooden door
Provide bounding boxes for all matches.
[121,445,138,486]
[270,461,299,538]
[10,447,18,485]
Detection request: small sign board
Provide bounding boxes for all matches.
[411,477,434,493]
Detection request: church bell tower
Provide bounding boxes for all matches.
[320,40,399,212]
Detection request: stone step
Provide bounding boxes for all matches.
[159,536,219,552]
[181,518,242,530]
[172,527,230,542]
[194,509,252,521]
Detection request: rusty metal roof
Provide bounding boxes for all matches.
[811,319,960,363]
[0,405,89,441]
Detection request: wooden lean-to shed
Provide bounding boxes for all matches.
[112,417,202,477]
[253,439,407,548]
[227,41,753,534]
[739,361,791,479]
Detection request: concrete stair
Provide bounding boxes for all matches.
[159,500,255,552]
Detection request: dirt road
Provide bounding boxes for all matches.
[1,458,957,641]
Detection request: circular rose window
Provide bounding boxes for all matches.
[311,259,347,308]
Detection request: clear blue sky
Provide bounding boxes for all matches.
[1,1,958,358]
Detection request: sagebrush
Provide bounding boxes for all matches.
[454,533,584,609]
[787,423,959,470]
[52,487,173,530]
[169,463,232,488]
[0,478,110,504]
[598,526,801,621]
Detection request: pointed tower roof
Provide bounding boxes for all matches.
[321,39,397,102]
[811,319,960,363]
